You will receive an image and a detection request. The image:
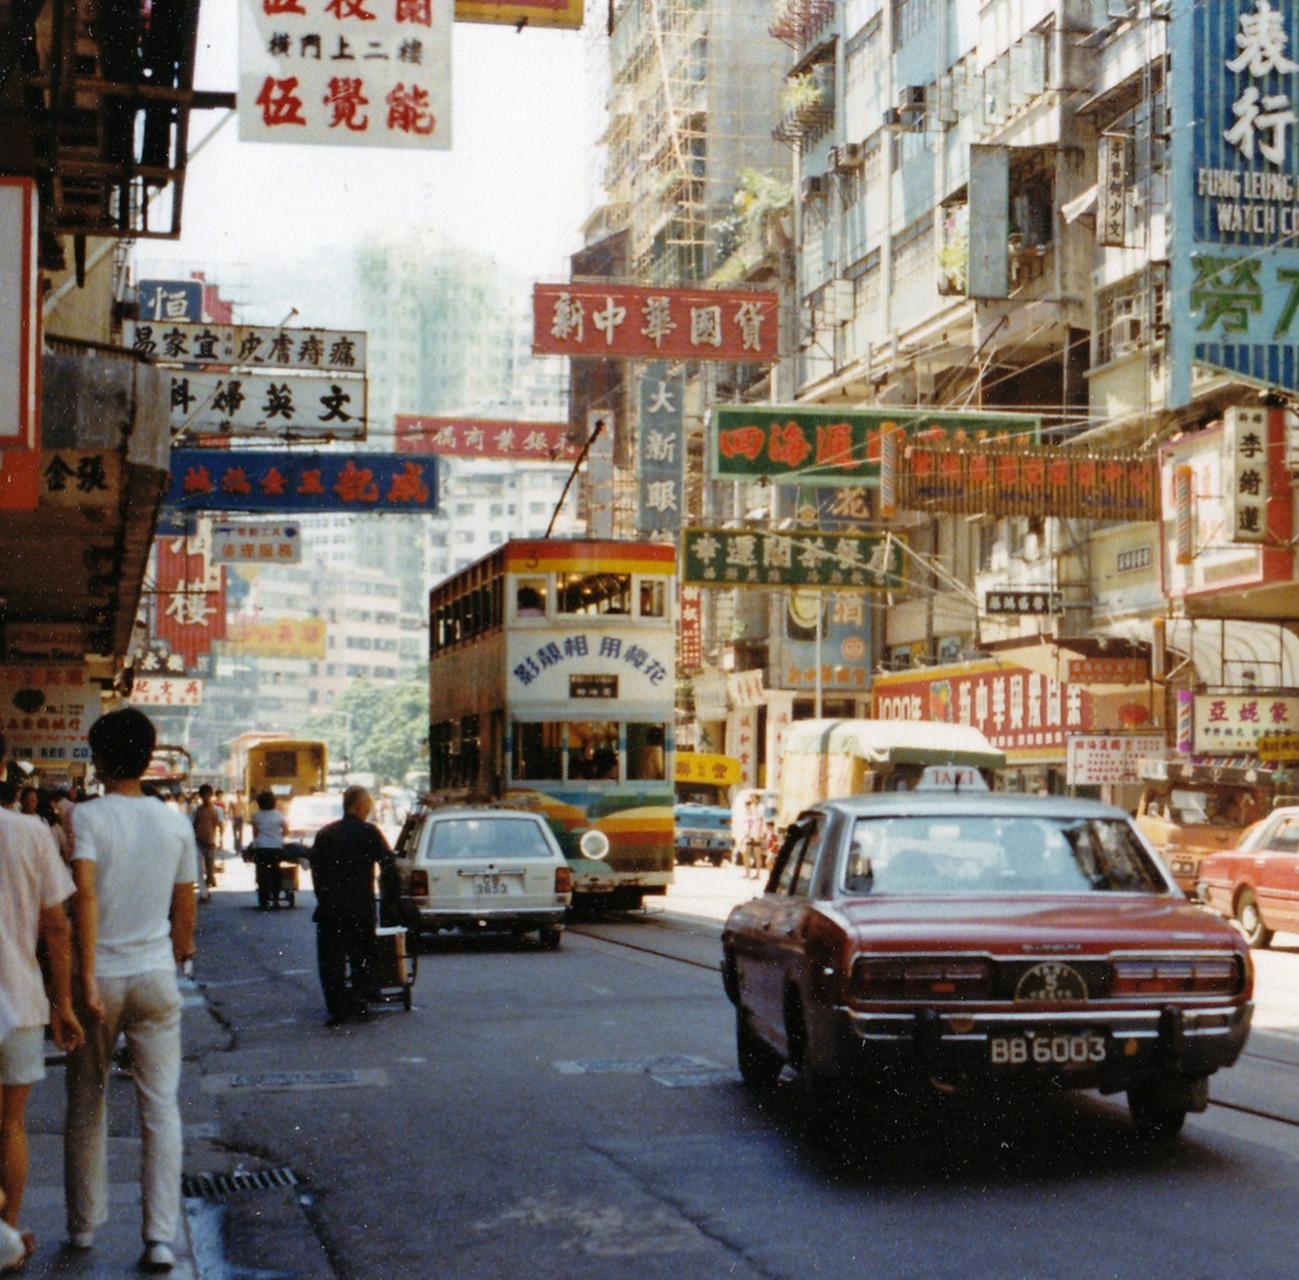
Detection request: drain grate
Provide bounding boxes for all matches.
[182,1167,299,1198]
[229,1069,361,1090]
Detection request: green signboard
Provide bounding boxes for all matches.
[710,405,1040,486]
[682,528,906,591]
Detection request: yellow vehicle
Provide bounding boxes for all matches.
[230,733,328,801]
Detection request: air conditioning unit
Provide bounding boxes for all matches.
[882,107,904,132]
[801,174,828,202]
[831,141,865,171]
[899,85,927,115]
[1112,314,1142,356]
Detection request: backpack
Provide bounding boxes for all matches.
[193,803,220,845]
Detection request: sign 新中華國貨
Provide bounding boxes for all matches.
[711,406,1039,486]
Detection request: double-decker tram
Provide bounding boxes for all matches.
[427,539,676,909]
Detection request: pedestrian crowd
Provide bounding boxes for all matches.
[0,711,399,1275]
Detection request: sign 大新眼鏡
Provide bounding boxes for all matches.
[682,528,905,591]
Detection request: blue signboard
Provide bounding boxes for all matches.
[137,279,204,323]
[637,362,685,534]
[165,450,439,513]
[1171,0,1299,404]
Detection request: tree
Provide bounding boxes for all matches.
[302,679,428,787]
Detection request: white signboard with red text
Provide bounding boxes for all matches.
[1067,734,1167,786]
[1194,693,1299,754]
[239,0,452,150]
[0,668,100,766]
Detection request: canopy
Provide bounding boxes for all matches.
[781,719,1006,770]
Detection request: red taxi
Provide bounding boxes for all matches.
[1197,806,1299,947]
[721,784,1253,1138]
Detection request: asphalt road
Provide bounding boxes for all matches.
[170,858,1299,1280]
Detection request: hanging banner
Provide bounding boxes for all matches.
[166,450,439,513]
[533,283,778,362]
[0,667,101,766]
[679,586,703,671]
[711,405,1039,486]
[899,442,1160,521]
[682,528,905,591]
[394,415,577,460]
[152,523,227,671]
[127,322,366,374]
[169,370,367,439]
[239,0,452,150]
[637,362,685,534]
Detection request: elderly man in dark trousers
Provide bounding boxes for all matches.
[308,786,398,1027]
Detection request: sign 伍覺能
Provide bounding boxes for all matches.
[682,528,905,591]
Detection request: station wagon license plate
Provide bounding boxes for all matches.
[473,874,511,896]
[989,1030,1106,1067]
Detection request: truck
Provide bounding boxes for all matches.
[775,718,1006,830]
[229,733,328,801]
[673,752,742,866]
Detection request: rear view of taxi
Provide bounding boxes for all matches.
[394,806,572,948]
[721,780,1253,1139]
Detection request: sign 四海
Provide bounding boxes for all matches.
[711,406,1039,486]
[238,0,452,150]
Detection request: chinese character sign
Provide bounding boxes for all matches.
[683,528,905,592]
[679,586,703,671]
[152,523,228,670]
[1171,0,1299,402]
[169,371,367,440]
[712,405,1039,486]
[394,415,577,460]
[505,629,673,706]
[239,0,452,150]
[533,284,778,361]
[454,0,583,29]
[132,679,204,708]
[167,450,439,512]
[1224,404,1270,541]
[1066,734,1167,787]
[1194,692,1299,753]
[212,522,303,564]
[136,279,203,322]
[637,363,685,534]
[127,322,367,373]
[0,667,101,765]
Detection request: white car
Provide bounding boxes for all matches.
[284,792,345,848]
[393,806,572,948]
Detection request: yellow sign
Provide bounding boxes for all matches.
[674,753,742,787]
[455,0,583,28]
[1258,732,1299,762]
[225,618,327,660]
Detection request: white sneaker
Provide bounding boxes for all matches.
[139,1240,175,1272]
[68,1230,94,1249]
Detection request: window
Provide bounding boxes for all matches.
[639,579,666,617]
[557,571,631,615]
[512,721,563,781]
[567,721,619,780]
[626,723,666,780]
[515,577,547,616]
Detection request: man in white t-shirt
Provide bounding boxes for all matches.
[0,732,82,1269]
[67,709,197,1275]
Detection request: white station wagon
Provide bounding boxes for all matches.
[393,806,572,948]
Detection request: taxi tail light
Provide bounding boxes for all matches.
[1109,956,1245,997]
[410,869,429,896]
[851,957,993,1001]
[555,865,573,894]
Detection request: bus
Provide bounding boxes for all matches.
[427,538,676,909]
[229,733,328,801]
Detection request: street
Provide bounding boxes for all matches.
[21,858,1299,1280]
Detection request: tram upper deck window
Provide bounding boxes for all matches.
[568,721,620,779]
[516,578,547,617]
[557,571,631,616]
[639,579,666,618]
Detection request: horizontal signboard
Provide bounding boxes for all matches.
[712,406,1039,486]
[170,371,367,440]
[682,528,905,591]
[1194,692,1299,754]
[127,322,366,373]
[985,590,1062,617]
[0,666,100,765]
[456,0,583,28]
[674,753,743,786]
[132,677,203,707]
[225,618,327,659]
[897,443,1161,520]
[534,283,778,362]
[1067,734,1168,786]
[394,415,577,460]
[213,522,303,565]
[1067,657,1149,685]
[167,450,438,513]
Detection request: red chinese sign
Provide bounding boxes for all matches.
[899,443,1161,521]
[872,660,1095,763]
[1066,657,1149,685]
[533,284,779,362]
[395,416,578,461]
[152,526,228,670]
[679,586,703,670]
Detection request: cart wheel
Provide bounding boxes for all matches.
[285,891,296,908]
[401,985,412,1011]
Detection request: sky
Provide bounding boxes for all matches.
[140,0,602,310]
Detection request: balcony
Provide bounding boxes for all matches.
[770,0,836,53]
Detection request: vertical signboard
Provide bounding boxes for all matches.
[1170,0,1299,404]
[0,177,40,510]
[637,362,684,534]
[1223,404,1270,540]
[239,0,453,150]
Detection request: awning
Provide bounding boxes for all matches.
[1062,184,1098,224]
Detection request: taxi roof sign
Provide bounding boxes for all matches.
[914,765,989,792]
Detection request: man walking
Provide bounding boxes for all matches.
[191,784,221,903]
[308,786,398,1027]
[67,708,197,1274]
[0,732,83,1270]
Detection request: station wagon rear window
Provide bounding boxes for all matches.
[841,815,1165,895]
[426,817,554,860]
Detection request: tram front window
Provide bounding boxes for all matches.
[568,722,619,779]
[626,722,666,780]
[557,571,631,616]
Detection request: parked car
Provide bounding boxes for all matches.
[393,804,572,947]
[674,802,733,866]
[284,792,345,848]
[721,782,1253,1139]
[1197,805,1299,947]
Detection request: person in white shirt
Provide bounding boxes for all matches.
[66,709,196,1275]
[0,732,82,1271]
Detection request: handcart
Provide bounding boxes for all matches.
[254,845,305,910]
[370,924,417,1011]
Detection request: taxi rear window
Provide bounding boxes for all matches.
[425,817,554,861]
[841,815,1165,895]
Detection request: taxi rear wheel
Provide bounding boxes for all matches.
[736,1011,782,1090]
[1235,889,1274,949]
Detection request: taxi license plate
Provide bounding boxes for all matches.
[989,1031,1106,1067]
[473,874,511,896]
